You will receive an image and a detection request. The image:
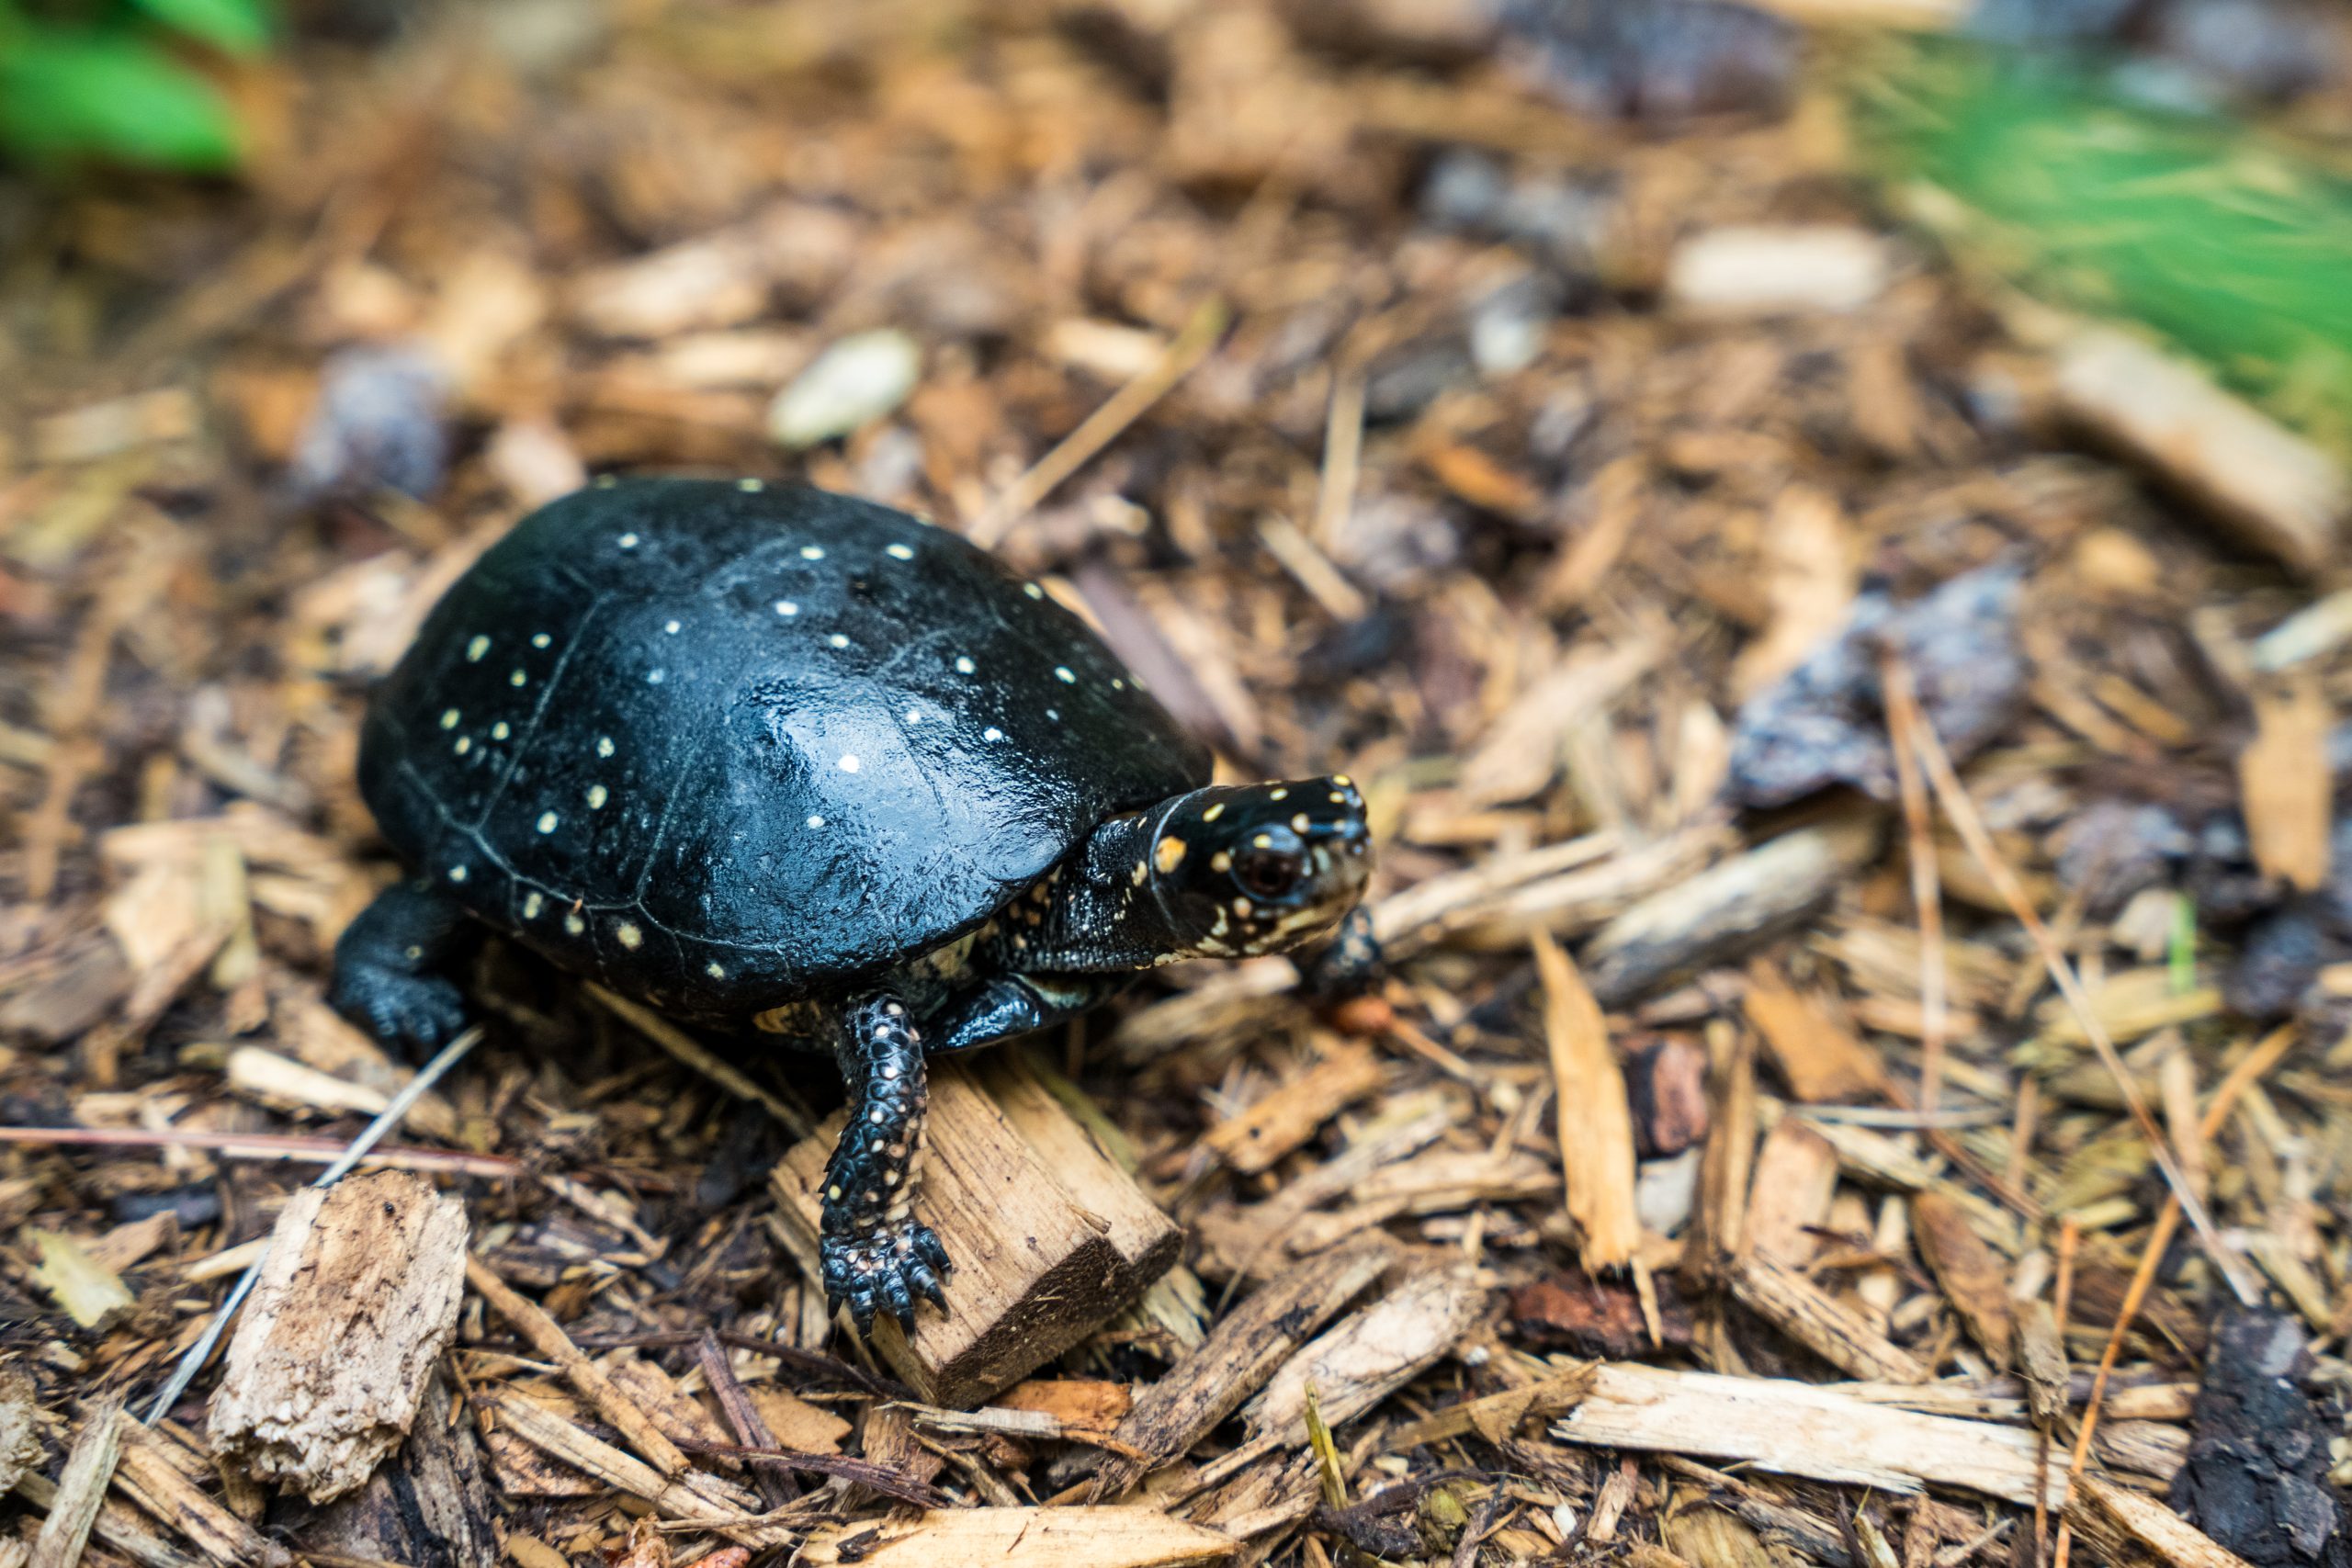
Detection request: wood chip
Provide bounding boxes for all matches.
[1553,1364,2060,1506]
[1725,1253,1928,1383]
[1242,1265,1487,1444]
[30,1398,122,1568]
[1199,1043,1386,1175]
[27,1229,134,1330]
[2052,329,2346,576]
[1740,1119,1839,1267]
[1912,1190,2016,1371]
[797,1506,1238,1567]
[1744,959,1888,1102]
[1535,931,1640,1270]
[2238,674,2334,893]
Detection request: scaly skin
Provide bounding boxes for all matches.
[819,996,951,1332]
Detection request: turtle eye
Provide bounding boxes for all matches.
[1234,847,1302,899]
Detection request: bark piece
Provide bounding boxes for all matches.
[1552,1363,2061,1505]
[1535,931,1639,1269]
[1089,1236,1394,1496]
[298,1375,499,1568]
[208,1170,467,1504]
[0,1367,43,1495]
[1508,1267,1694,1359]
[798,1506,1237,1566]
[1624,1036,1711,1157]
[2169,1308,2351,1568]
[772,1056,1179,1408]
[1584,817,1884,1004]
[1911,1190,2015,1371]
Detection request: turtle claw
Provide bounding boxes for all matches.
[332,966,468,1062]
[823,1223,953,1335]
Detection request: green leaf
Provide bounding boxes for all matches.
[130,0,270,57]
[0,33,242,171]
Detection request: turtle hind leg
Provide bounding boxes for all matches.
[820,995,951,1334]
[331,878,472,1058]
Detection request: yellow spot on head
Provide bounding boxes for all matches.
[1331,774,1351,787]
[1291,814,1309,832]
[1269,787,1288,801]
[1210,850,1232,873]
[1252,833,1272,849]
[1154,836,1188,874]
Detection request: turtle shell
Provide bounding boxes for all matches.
[357,479,1212,1009]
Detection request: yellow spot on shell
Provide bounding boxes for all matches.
[616,922,643,949]
[466,636,490,661]
[1201,802,1225,822]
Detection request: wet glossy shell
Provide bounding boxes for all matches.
[357,479,1211,1009]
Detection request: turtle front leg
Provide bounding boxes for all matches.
[331,878,472,1057]
[1297,905,1383,1003]
[820,996,951,1334]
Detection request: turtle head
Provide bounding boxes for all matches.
[1146,776,1372,958]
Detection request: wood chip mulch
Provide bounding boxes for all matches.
[0,3,2347,1566]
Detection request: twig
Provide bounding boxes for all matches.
[142,1025,484,1424]
[1903,702,2256,1303]
[0,1123,518,1179]
[1312,355,1366,550]
[696,1330,796,1508]
[664,1434,952,1508]
[967,296,1228,547]
[1880,653,1949,1113]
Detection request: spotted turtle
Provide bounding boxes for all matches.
[332,478,1376,1329]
